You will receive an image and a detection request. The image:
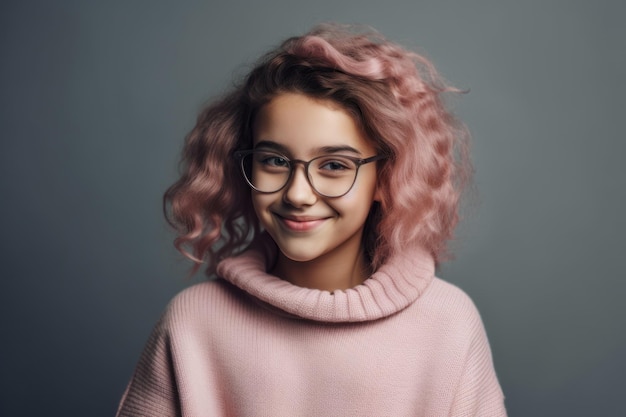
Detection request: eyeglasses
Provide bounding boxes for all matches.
[234,149,386,198]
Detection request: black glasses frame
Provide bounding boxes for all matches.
[234,149,386,198]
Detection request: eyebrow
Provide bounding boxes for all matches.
[317,145,362,155]
[253,141,289,153]
[254,140,363,156]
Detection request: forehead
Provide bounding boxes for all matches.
[252,93,376,157]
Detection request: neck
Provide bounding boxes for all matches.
[271,247,371,292]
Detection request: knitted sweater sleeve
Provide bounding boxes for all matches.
[448,303,507,417]
[115,312,181,417]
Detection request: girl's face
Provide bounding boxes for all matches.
[251,92,379,267]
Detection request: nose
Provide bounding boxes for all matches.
[282,164,317,207]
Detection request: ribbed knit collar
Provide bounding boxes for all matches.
[216,234,435,323]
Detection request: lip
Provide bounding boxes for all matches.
[274,213,329,232]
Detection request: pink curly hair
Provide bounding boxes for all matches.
[164,24,471,275]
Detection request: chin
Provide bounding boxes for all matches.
[270,238,325,263]
[277,247,324,263]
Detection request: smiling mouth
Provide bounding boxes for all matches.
[275,214,328,232]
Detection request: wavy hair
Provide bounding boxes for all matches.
[164,24,471,275]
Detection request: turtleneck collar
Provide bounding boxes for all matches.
[216,234,435,323]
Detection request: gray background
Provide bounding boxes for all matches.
[1,1,624,416]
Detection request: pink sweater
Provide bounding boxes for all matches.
[117,239,506,416]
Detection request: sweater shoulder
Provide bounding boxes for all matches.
[427,277,480,310]
[157,279,243,330]
[169,278,232,305]
[418,277,487,331]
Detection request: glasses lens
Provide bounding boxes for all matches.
[309,155,358,197]
[243,151,291,193]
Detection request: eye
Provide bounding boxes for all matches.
[314,156,357,175]
[254,152,290,170]
[263,155,289,167]
[320,160,350,171]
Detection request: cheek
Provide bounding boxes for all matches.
[365,171,381,203]
[251,193,272,222]
[372,176,382,202]
[334,186,377,217]
[345,172,378,203]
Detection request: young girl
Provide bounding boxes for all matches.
[117,24,506,416]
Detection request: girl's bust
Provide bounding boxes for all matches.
[117,24,507,417]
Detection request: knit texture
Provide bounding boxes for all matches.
[117,240,506,416]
